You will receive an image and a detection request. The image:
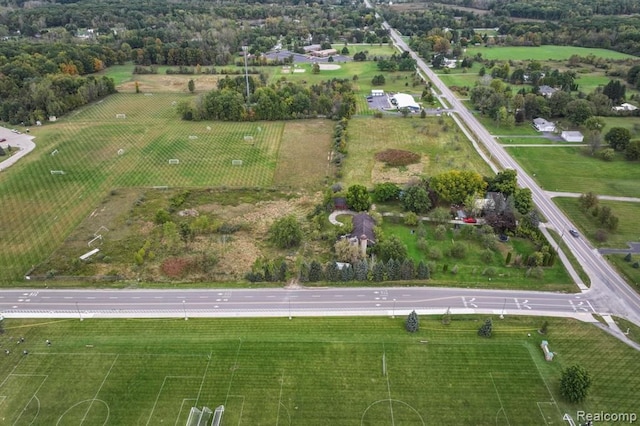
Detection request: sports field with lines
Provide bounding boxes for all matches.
[0,93,333,283]
[0,316,637,425]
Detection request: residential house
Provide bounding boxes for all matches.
[532,117,556,132]
[538,85,558,98]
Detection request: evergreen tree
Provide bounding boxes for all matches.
[406,310,419,332]
[386,258,399,281]
[416,260,430,279]
[372,262,386,282]
[299,262,309,282]
[478,318,493,337]
[400,259,415,280]
[277,260,287,282]
[325,262,340,282]
[341,264,355,282]
[354,260,369,281]
[308,260,323,282]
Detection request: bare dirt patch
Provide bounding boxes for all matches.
[371,157,427,184]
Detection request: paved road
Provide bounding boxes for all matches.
[374,8,640,330]
[0,287,600,319]
[0,128,36,171]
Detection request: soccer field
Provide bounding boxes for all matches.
[0,316,637,425]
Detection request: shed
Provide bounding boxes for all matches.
[333,197,347,211]
[561,131,584,142]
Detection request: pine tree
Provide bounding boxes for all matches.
[308,260,323,282]
[416,260,430,279]
[386,258,399,281]
[277,261,287,282]
[405,310,419,332]
[400,259,415,280]
[325,262,340,282]
[354,260,369,281]
[505,252,512,265]
[341,264,355,282]
[299,262,309,282]
[478,318,493,337]
[372,262,385,282]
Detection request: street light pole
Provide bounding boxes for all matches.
[392,299,396,319]
[242,46,250,104]
[182,300,188,321]
[288,297,292,320]
[76,301,83,321]
[500,298,506,319]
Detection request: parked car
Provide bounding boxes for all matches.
[463,217,477,224]
[569,229,579,238]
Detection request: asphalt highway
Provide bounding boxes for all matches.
[0,287,598,320]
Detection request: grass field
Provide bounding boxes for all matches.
[505,146,640,197]
[0,316,637,425]
[554,198,640,248]
[464,45,635,61]
[0,94,332,283]
[342,115,493,187]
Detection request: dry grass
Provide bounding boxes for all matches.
[117,74,223,93]
[274,119,334,190]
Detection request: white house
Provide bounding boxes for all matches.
[532,117,556,132]
[443,58,457,69]
[561,131,584,142]
[391,93,420,111]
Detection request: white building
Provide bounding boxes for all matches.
[371,89,384,97]
[612,103,638,112]
[391,93,420,111]
[561,131,584,142]
[532,117,555,132]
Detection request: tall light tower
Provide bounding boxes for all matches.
[242,45,250,104]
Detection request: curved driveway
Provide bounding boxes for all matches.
[0,128,36,171]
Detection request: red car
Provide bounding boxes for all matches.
[463,217,477,224]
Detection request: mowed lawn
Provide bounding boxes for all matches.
[464,45,635,61]
[0,316,637,425]
[505,146,640,197]
[0,93,332,283]
[342,116,493,186]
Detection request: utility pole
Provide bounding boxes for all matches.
[242,46,250,104]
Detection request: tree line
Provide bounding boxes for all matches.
[177,77,356,122]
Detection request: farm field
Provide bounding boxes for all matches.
[382,222,572,291]
[0,316,637,425]
[342,116,493,187]
[464,45,635,61]
[0,93,333,284]
[505,146,640,197]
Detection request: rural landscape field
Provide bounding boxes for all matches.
[0,316,638,425]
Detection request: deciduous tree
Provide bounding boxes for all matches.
[560,364,592,403]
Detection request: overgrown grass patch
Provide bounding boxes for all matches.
[381,221,573,291]
[506,146,640,197]
[342,116,493,187]
[0,316,636,425]
[464,45,635,61]
[554,198,640,248]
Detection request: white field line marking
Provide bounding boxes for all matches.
[276,371,285,426]
[490,373,510,426]
[383,344,395,426]
[224,340,243,407]
[145,376,199,426]
[526,345,562,417]
[195,352,213,407]
[80,354,119,425]
[227,395,245,426]
[174,398,196,426]
[536,401,555,425]
[586,300,596,313]
[11,375,48,426]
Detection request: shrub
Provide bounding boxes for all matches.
[373,182,400,202]
[405,310,419,332]
[481,249,494,264]
[404,212,418,226]
[451,265,459,275]
[428,247,442,260]
[594,229,608,243]
[155,209,171,224]
[478,318,492,337]
[483,267,497,277]
[449,242,467,259]
[269,215,303,249]
[434,224,447,240]
[375,149,420,167]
